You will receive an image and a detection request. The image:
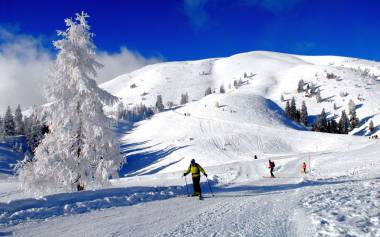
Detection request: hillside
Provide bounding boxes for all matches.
[101,51,380,175]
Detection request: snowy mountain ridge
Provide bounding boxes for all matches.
[102,50,380,136]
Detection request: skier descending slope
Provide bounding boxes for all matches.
[183,159,208,199]
[302,162,307,174]
[268,160,276,178]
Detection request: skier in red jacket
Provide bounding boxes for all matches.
[302,162,307,174]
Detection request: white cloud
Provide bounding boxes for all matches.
[0,27,161,114]
[183,0,210,30]
[96,47,161,84]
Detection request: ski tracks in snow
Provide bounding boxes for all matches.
[302,177,380,236]
[160,189,313,237]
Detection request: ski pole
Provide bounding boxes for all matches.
[206,177,215,197]
[184,175,190,197]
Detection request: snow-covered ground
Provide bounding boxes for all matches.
[1,51,380,236]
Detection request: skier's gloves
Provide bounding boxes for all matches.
[183,173,186,176]
[204,174,208,177]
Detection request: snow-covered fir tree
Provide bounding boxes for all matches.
[220,85,225,93]
[205,87,212,96]
[180,93,189,105]
[3,106,15,136]
[338,110,350,134]
[290,97,297,120]
[285,101,291,117]
[313,108,328,132]
[116,102,126,120]
[300,101,308,126]
[18,12,124,195]
[0,116,4,141]
[297,79,304,93]
[368,120,374,132]
[155,95,164,112]
[348,99,356,115]
[316,90,322,103]
[14,105,24,135]
[349,109,359,129]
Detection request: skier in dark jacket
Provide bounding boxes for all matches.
[268,160,275,178]
[184,159,207,197]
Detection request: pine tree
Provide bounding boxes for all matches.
[333,103,338,110]
[220,85,225,94]
[369,120,374,132]
[314,109,328,132]
[329,119,338,134]
[155,95,164,112]
[280,94,285,102]
[116,102,125,120]
[338,110,350,134]
[316,90,322,103]
[290,97,297,120]
[180,93,189,105]
[18,12,124,195]
[300,101,308,126]
[205,87,212,96]
[285,101,291,118]
[348,99,356,115]
[14,105,24,135]
[297,79,304,93]
[3,106,15,136]
[0,116,4,141]
[349,109,359,129]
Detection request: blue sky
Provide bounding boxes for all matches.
[1,0,380,61]
[0,0,379,111]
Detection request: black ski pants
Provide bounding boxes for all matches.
[192,176,201,194]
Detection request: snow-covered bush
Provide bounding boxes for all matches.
[18,12,124,195]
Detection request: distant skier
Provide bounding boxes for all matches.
[268,160,275,178]
[184,159,208,198]
[302,162,307,174]
[254,155,258,160]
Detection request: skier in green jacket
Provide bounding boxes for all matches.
[184,159,207,197]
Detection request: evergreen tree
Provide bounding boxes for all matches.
[285,101,291,118]
[348,99,356,115]
[180,93,189,105]
[18,12,124,195]
[338,110,350,134]
[349,109,359,129]
[205,87,212,96]
[300,101,308,126]
[116,102,126,120]
[369,120,374,132]
[14,105,24,135]
[155,95,164,112]
[333,103,338,110]
[233,80,238,88]
[280,94,285,102]
[220,85,225,94]
[3,106,15,136]
[329,119,338,133]
[313,109,328,132]
[290,97,297,120]
[297,79,304,93]
[0,116,4,141]
[316,90,322,103]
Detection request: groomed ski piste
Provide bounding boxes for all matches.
[1,51,380,236]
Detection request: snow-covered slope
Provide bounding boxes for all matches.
[2,51,380,236]
[102,51,380,135]
[101,51,380,175]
